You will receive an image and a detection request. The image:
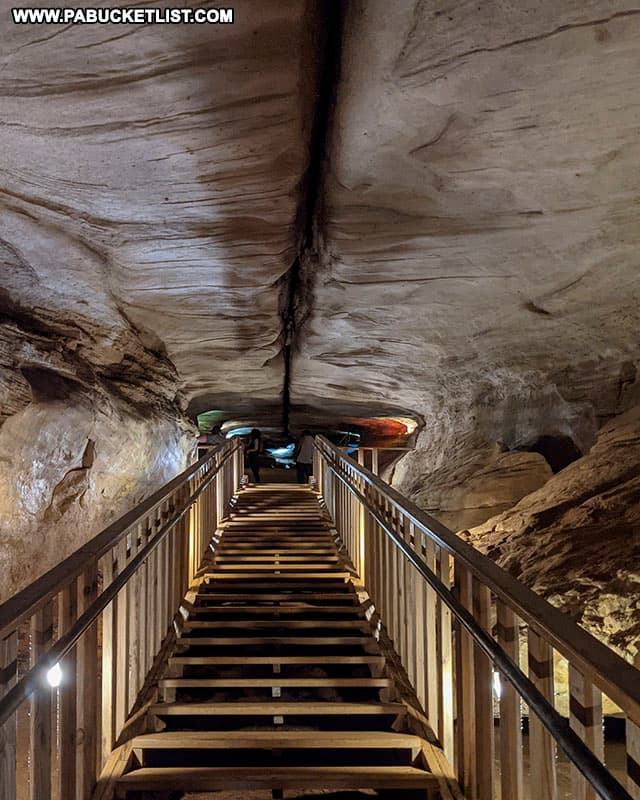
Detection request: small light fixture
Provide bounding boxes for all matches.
[493,670,502,700]
[46,662,63,688]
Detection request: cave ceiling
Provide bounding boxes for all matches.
[2,0,640,436]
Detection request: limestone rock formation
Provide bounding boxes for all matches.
[463,406,640,663]
[0,0,319,596]
[292,0,640,449]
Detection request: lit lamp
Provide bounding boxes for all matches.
[46,662,63,688]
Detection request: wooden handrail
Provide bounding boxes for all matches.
[0,438,243,800]
[0,442,237,728]
[314,435,640,800]
[319,446,633,800]
[315,436,640,723]
[0,442,239,640]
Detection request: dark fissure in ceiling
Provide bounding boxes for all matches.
[279,0,345,435]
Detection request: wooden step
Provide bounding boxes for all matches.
[189,605,363,616]
[176,635,371,646]
[214,555,339,562]
[202,572,351,580]
[169,655,385,666]
[182,619,370,630]
[216,544,336,557]
[194,593,358,602]
[116,765,436,793]
[159,677,391,689]
[213,563,342,571]
[150,701,405,716]
[131,729,420,752]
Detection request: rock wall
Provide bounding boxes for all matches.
[0,398,192,603]
[463,406,640,663]
[0,289,194,601]
[0,0,319,600]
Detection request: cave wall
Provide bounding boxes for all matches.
[0,0,319,599]
[464,405,640,663]
[291,0,640,526]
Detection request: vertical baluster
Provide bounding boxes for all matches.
[362,484,373,590]
[404,522,415,686]
[496,601,523,800]
[139,526,150,691]
[100,550,116,762]
[455,563,476,795]
[528,627,558,800]
[413,531,426,710]
[163,503,172,631]
[569,665,604,800]
[424,537,439,735]
[216,454,224,528]
[156,507,167,641]
[473,581,494,800]
[145,518,157,672]
[628,718,640,800]
[128,527,140,711]
[0,630,17,800]
[114,537,129,740]
[30,602,53,800]
[76,563,98,800]
[437,549,454,766]
[59,579,78,793]
[397,513,407,661]
[371,448,379,475]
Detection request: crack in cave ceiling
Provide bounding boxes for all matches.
[1,0,640,436]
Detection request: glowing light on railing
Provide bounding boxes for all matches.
[47,663,63,688]
[493,670,502,700]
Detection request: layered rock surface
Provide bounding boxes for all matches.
[291,0,640,446]
[0,0,318,596]
[464,406,640,663]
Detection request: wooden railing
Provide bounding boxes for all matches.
[0,439,242,800]
[314,435,640,800]
[349,446,411,476]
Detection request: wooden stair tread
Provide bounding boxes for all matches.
[117,766,436,791]
[169,655,384,665]
[202,572,352,579]
[131,730,421,749]
[194,593,358,602]
[159,677,391,688]
[150,701,405,715]
[176,635,371,645]
[190,605,363,615]
[183,619,369,629]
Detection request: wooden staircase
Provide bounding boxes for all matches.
[110,484,444,799]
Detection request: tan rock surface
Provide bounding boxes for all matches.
[464,406,640,663]
[292,0,640,430]
[0,0,317,595]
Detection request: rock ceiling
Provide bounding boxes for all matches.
[2,0,640,438]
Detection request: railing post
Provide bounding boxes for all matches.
[30,601,53,800]
[0,631,17,800]
[628,718,640,800]
[59,578,78,795]
[76,563,99,800]
[569,665,604,800]
[424,538,439,735]
[496,600,523,800]
[437,548,454,767]
[455,564,476,796]
[114,539,129,738]
[528,627,558,800]
[473,581,494,800]
[371,447,379,475]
